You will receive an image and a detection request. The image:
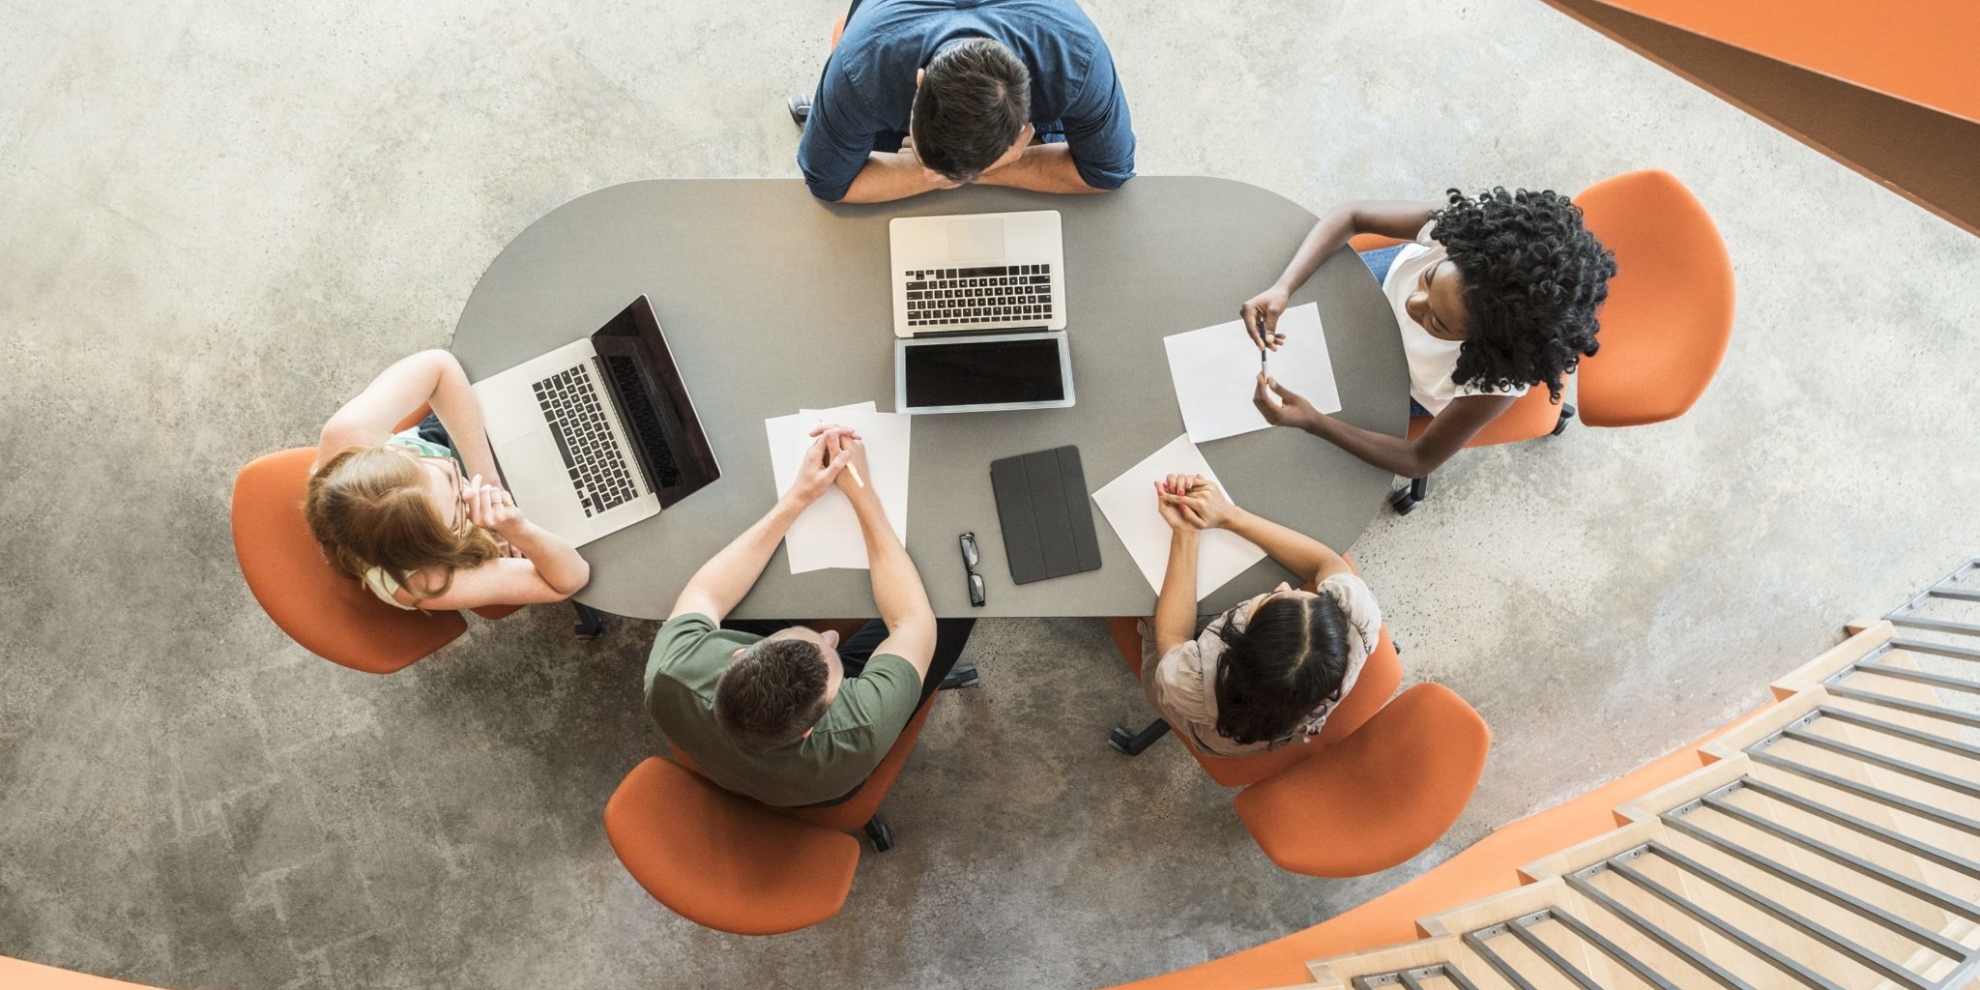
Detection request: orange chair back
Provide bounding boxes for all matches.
[604,757,859,935]
[1346,233,1407,252]
[1234,683,1489,877]
[1404,386,1565,449]
[1573,169,1735,427]
[231,448,465,674]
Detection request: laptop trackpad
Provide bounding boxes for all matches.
[497,433,586,537]
[948,217,1005,262]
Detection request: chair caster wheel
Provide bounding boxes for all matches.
[862,817,895,852]
[1389,489,1419,515]
[1552,403,1575,437]
[1108,727,1136,754]
[940,664,980,690]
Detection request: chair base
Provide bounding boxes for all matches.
[1552,402,1576,437]
[862,815,895,852]
[1390,404,1576,515]
[1109,719,1172,756]
[940,663,980,690]
[1388,476,1429,515]
[572,602,607,639]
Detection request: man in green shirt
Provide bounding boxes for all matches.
[644,425,972,808]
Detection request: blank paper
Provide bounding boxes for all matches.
[1163,302,1340,444]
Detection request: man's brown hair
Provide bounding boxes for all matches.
[713,638,832,750]
[911,38,1031,183]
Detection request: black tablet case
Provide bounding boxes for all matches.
[990,446,1103,585]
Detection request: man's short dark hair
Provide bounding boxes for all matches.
[911,38,1031,183]
[714,638,831,750]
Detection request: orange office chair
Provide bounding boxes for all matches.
[604,757,860,935]
[1234,682,1489,877]
[232,447,468,674]
[1347,234,1573,515]
[1571,169,1735,427]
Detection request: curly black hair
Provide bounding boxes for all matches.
[1431,187,1617,402]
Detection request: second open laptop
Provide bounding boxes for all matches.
[470,296,719,547]
[890,210,1067,337]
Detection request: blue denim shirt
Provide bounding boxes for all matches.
[798,0,1136,201]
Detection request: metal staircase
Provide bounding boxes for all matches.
[1301,559,1980,990]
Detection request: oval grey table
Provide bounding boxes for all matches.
[453,178,1407,620]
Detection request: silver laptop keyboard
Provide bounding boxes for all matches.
[904,264,1053,328]
[532,364,639,518]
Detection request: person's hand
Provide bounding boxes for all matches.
[817,425,874,499]
[1154,473,1207,532]
[1253,373,1320,431]
[785,426,856,506]
[463,474,527,538]
[1240,285,1291,351]
[1171,475,1241,530]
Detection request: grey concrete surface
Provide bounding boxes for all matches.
[2,1,1977,989]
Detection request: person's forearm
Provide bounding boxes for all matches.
[839,152,952,204]
[1153,530,1199,650]
[427,356,500,481]
[1270,206,1357,298]
[849,492,933,630]
[973,144,1106,195]
[680,496,806,614]
[502,522,591,594]
[1219,509,1343,586]
[1296,411,1442,477]
[1272,200,1441,297]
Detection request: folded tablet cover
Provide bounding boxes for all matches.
[990,445,1103,585]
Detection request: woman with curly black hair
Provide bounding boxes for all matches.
[1240,188,1616,477]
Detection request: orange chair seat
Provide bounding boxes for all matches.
[1235,683,1489,877]
[1404,385,1566,449]
[1574,169,1735,427]
[232,447,467,674]
[604,757,859,935]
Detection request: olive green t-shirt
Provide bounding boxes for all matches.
[643,613,922,808]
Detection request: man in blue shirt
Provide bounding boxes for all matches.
[793,0,1136,203]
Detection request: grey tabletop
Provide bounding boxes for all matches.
[453,177,1406,620]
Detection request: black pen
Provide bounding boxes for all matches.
[1256,314,1269,372]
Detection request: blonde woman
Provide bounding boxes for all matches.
[305,350,590,611]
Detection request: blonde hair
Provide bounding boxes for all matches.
[304,445,503,601]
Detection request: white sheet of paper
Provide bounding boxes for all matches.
[1090,434,1267,600]
[765,404,910,573]
[1163,302,1340,444]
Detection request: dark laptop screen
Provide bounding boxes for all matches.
[905,337,1066,407]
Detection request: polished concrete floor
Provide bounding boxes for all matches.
[5,1,1979,988]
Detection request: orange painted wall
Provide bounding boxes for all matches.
[1590,0,1980,122]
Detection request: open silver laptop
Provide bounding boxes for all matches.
[890,210,1067,338]
[470,296,719,547]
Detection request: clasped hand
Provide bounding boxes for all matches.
[784,424,871,505]
[1154,473,1239,532]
